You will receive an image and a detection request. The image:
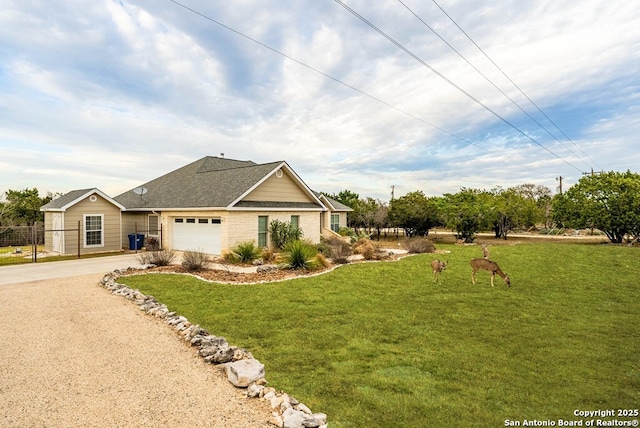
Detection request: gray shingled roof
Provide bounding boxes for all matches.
[41,189,95,210]
[114,156,312,210]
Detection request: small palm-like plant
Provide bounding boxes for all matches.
[231,241,262,263]
[280,239,319,270]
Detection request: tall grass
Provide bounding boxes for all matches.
[119,243,640,427]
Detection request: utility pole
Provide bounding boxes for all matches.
[391,185,395,201]
[583,168,604,176]
[556,176,563,195]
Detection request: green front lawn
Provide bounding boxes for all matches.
[119,243,640,427]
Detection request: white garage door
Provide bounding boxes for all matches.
[172,217,221,255]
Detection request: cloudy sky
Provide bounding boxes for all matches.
[1,0,639,202]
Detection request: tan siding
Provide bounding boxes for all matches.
[242,170,313,203]
[63,195,122,254]
[121,212,147,248]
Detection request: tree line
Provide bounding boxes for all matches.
[0,188,55,227]
[324,170,640,244]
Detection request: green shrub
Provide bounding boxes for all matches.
[279,239,319,270]
[230,241,262,263]
[136,249,177,266]
[402,237,435,254]
[269,219,303,249]
[181,250,210,271]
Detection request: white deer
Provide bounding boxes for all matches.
[470,258,510,287]
[430,259,447,283]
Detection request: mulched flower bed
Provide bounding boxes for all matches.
[145,264,327,284]
[141,251,409,284]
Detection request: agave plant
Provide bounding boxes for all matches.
[279,239,318,270]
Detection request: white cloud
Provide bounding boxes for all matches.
[1,0,638,201]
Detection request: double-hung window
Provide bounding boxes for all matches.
[148,215,159,236]
[290,215,299,230]
[84,214,103,247]
[330,214,340,233]
[258,216,268,248]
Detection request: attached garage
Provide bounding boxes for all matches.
[172,217,221,255]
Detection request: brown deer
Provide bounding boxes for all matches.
[470,258,510,287]
[431,259,447,283]
[481,244,490,259]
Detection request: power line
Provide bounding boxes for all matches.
[397,0,593,171]
[167,0,551,177]
[333,0,584,174]
[167,0,472,146]
[429,0,601,171]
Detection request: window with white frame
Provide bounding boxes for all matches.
[331,214,340,233]
[148,214,159,236]
[84,214,103,247]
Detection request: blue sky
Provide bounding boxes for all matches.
[1,0,639,202]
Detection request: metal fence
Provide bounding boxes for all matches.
[0,224,43,265]
[0,223,80,265]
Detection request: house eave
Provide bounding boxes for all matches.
[123,207,227,212]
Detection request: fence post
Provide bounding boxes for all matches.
[32,222,37,263]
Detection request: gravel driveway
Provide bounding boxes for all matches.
[0,273,272,427]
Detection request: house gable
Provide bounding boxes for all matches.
[230,162,324,211]
[241,167,314,203]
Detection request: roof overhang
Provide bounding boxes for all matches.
[41,189,126,212]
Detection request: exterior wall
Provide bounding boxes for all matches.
[61,195,122,255]
[121,212,148,248]
[225,210,321,253]
[242,170,312,202]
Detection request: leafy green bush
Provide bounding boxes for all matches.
[181,250,210,271]
[279,239,319,270]
[136,249,177,266]
[269,219,303,249]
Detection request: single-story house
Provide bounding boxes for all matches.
[41,156,352,256]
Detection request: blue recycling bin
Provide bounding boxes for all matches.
[128,233,145,250]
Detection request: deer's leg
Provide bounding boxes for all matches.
[471,269,476,284]
[490,272,495,286]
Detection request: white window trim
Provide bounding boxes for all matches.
[148,214,160,237]
[331,213,340,232]
[84,214,104,248]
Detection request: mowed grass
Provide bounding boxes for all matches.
[119,243,640,427]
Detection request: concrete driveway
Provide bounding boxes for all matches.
[0,254,143,286]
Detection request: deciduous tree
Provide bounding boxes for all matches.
[552,171,640,243]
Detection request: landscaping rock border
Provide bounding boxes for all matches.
[99,266,328,428]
